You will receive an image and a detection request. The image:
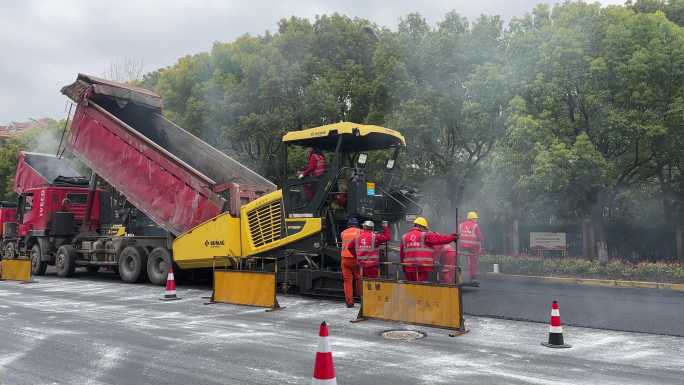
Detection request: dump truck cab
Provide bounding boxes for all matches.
[15,186,101,237]
[1,152,104,273]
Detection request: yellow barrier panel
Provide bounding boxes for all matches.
[356,279,466,334]
[0,259,33,282]
[211,270,281,310]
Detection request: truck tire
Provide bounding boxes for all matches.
[30,244,48,276]
[118,246,148,283]
[3,242,16,260]
[147,247,172,286]
[55,245,77,277]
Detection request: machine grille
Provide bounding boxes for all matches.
[247,200,283,247]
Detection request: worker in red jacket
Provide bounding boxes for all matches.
[348,220,392,279]
[459,211,484,284]
[298,147,327,201]
[400,217,458,282]
[340,217,362,308]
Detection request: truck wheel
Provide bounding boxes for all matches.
[3,242,16,260]
[118,246,148,283]
[86,265,100,274]
[30,244,48,276]
[55,245,77,277]
[147,247,172,286]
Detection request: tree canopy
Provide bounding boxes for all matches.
[137,2,684,239]
[2,1,682,257]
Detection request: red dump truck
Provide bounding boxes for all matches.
[5,74,271,284]
[2,74,273,284]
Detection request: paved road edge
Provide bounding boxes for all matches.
[484,272,684,292]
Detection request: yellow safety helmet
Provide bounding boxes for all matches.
[467,211,479,220]
[413,217,429,228]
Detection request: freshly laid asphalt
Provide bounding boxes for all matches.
[0,272,682,385]
[463,275,684,336]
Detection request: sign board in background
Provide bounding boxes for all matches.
[530,232,566,250]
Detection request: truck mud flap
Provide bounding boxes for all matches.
[0,259,35,283]
[353,279,467,336]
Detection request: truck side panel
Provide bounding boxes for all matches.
[69,103,222,235]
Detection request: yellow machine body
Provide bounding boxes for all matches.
[172,190,321,269]
[173,122,406,269]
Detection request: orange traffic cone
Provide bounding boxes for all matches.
[541,300,571,348]
[161,266,180,301]
[312,321,337,385]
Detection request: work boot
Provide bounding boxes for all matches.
[346,303,355,308]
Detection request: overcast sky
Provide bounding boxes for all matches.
[0,0,623,125]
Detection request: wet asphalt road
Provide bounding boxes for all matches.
[0,273,683,385]
[463,276,684,336]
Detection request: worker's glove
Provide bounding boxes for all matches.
[297,173,304,180]
[451,232,460,240]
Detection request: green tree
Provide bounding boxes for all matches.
[0,119,63,200]
[137,6,684,258]
[384,12,506,224]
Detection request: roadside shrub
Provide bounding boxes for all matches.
[479,255,684,283]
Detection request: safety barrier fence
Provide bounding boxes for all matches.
[0,258,33,283]
[354,262,467,335]
[209,256,282,311]
[360,261,472,285]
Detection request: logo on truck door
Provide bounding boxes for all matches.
[39,190,46,217]
[204,240,225,248]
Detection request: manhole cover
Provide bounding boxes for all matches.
[381,329,426,341]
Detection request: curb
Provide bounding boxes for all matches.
[485,272,684,292]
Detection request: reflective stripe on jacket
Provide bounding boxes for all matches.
[458,220,481,251]
[354,230,380,268]
[401,229,434,269]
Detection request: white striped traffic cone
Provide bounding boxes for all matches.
[161,265,180,301]
[541,300,571,348]
[312,321,337,385]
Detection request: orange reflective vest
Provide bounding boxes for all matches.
[401,229,434,272]
[340,227,361,259]
[355,230,380,268]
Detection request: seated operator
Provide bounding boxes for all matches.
[298,147,327,201]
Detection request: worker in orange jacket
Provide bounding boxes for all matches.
[400,217,458,282]
[459,211,484,285]
[340,217,362,308]
[348,220,392,279]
